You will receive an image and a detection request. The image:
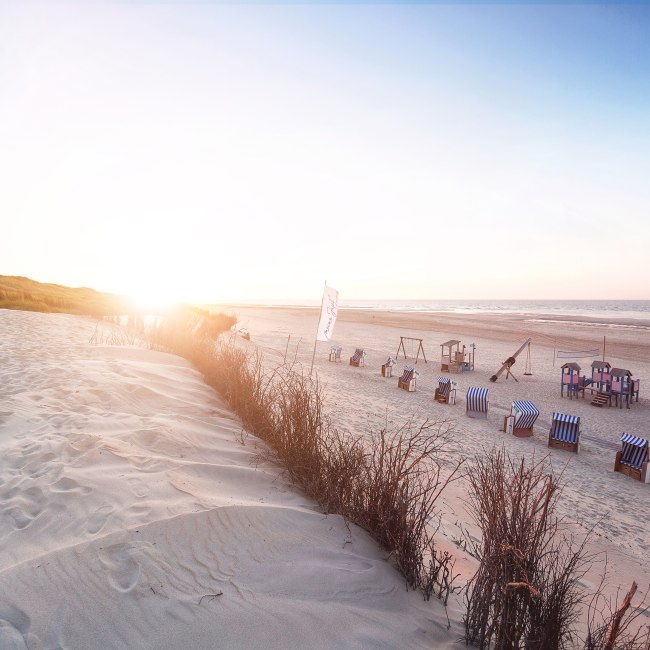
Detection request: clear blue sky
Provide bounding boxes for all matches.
[1,1,648,305]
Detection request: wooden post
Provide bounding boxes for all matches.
[284,335,291,364]
[310,281,326,375]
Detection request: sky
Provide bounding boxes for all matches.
[1,1,649,306]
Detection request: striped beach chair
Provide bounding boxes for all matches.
[614,434,649,483]
[349,348,366,367]
[381,356,396,378]
[398,366,419,392]
[435,377,455,404]
[329,346,342,362]
[506,400,540,437]
[548,412,580,453]
[466,386,489,419]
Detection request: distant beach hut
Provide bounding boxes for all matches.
[614,434,649,483]
[466,386,489,419]
[349,348,366,367]
[560,363,585,399]
[548,412,580,453]
[503,400,539,437]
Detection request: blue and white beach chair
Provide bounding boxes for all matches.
[614,434,649,483]
[329,345,342,362]
[381,356,397,377]
[435,377,456,404]
[505,400,540,437]
[349,348,366,367]
[398,366,419,392]
[466,386,489,419]
[548,412,581,452]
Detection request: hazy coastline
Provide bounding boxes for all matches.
[223,304,650,364]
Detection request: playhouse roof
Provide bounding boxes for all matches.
[610,368,633,377]
[591,361,611,369]
[440,340,461,347]
[561,362,581,371]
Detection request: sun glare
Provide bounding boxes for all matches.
[124,275,218,312]
[128,291,180,313]
[124,277,193,312]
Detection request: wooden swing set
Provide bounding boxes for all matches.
[396,336,427,364]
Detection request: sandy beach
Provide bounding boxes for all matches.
[1,306,649,648]
[232,306,650,631]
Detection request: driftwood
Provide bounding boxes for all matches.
[604,582,638,650]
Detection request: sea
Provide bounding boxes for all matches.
[230,299,650,324]
[338,299,650,322]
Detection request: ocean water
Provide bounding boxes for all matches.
[336,299,650,322]
[229,299,650,325]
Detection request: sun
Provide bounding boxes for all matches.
[124,279,191,312]
[125,279,219,312]
[113,260,220,312]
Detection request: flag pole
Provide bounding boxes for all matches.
[310,281,326,375]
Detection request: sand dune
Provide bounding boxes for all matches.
[0,310,455,649]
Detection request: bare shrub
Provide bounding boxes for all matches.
[148,317,462,605]
[346,420,463,598]
[463,448,594,649]
[583,581,650,650]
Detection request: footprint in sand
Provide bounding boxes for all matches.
[86,505,114,535]
[25,453,62,480]
[5,451,27,471]
[1,486,44,530]
[4,507,34,530]
[0,621,27,649]
[0,603,36,650]
[126,477,149,498]
[99,544,141,593]
[50,477,92,495]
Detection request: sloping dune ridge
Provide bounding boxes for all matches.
[0,310,454,649]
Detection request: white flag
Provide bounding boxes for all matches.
[316,285,339,341]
